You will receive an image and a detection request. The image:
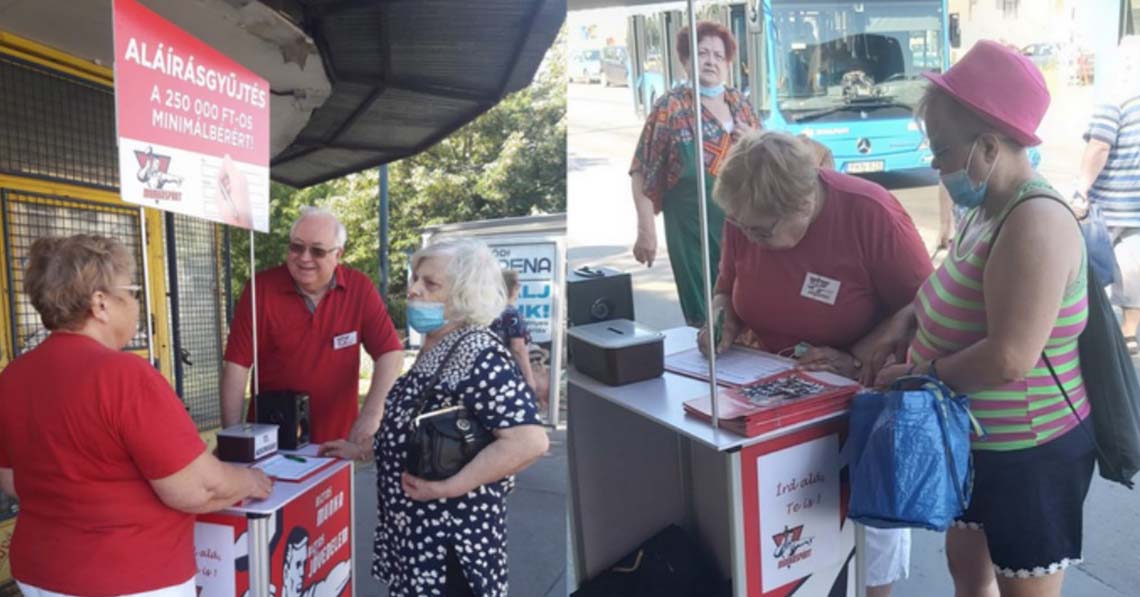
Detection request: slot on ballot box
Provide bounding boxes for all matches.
[567,318,665,385]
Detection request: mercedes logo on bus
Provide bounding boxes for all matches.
[856,138,872,154]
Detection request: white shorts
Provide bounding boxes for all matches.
[1111,227,1140,310]
[865,526,911,587]
[17,577,196,597]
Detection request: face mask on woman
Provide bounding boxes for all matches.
[407,301,448,333]
[941,139,998,209]
[699,84,726,97]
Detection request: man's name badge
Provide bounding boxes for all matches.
[801,273,841,306]
[333,331,359,350]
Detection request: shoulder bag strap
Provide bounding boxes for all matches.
[411,329,482,420]
[995,185,1108,462]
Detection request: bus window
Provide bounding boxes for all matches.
[771,0,944,123]
[731,4,750,95]
[641,14,668,110]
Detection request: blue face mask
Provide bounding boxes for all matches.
[941,140,998,209]
[699,84,725,97]
[407,301,447,334]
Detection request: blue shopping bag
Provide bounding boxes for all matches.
[848,376,982,531]
[1082,203,1117,287]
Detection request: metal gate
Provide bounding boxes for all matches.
[166,213,227,430]
[1,190,148,356]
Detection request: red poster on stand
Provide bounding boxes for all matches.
[271,469,353,597]
[740,420,855,597]
[112,0,270,231]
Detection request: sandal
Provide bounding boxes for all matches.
[1126,336,1139,356]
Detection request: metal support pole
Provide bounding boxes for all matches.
[684,2,721,429]
[250,229,259,423]
[138,207,156,366]
[379,165,390,301]
[165,214,184,398]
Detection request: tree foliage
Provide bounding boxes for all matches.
[230,27,567,328]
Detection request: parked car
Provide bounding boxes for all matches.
[601,45,630,87]
[1021,42,1060,69]
[570,49,602,84]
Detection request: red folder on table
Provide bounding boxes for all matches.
[683,369,858,436]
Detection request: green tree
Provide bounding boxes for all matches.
[230,26,567,331]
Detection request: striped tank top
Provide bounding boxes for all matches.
[909,180,1091,451]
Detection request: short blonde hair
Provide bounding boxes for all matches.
[411,238,506,326]
[713,130,819,221]
[24,234,135,331]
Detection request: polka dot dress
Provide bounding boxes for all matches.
[372,326,542,596]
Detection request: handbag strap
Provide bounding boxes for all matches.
[995,187,1111,468]
[411,329,484,421]
[894,375,976,511]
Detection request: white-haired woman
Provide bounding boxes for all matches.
[322,238,548,597]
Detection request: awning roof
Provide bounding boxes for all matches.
[270,0,565,187]
[0,0,564,189]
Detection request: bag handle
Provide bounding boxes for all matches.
[891,374,984,436]
[932,384,973,513]
[891,374,977,511]
[411,329,484,422]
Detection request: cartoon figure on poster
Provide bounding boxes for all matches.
[279,527,350,597]
[135,145,184,189]
[234,509,351,597]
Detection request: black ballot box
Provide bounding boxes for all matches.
[567,266,634,327]
[254,391,311,450]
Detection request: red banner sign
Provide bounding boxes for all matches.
[113,0,270,231]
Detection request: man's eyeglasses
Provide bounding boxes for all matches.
[288,242,339,259]
[116,285,143,300]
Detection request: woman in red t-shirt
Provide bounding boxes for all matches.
[0,235,272,597]
[698,130,933,596]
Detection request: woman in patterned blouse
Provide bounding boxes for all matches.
[629,21,761,326]
[322,238,548,597]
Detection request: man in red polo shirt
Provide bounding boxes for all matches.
[221,207,404,446]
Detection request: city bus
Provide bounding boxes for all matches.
[626,0,951,174]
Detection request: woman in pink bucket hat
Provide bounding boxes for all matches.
[869,41,1096,596]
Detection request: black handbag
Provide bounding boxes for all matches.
[405,330,495,481]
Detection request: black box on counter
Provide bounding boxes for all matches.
[255,391,311,450]
[567,266,634,326]
[567,318,665,385]
[216,423,278,463]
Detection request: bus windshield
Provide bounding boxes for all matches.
[770,0,944,123]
